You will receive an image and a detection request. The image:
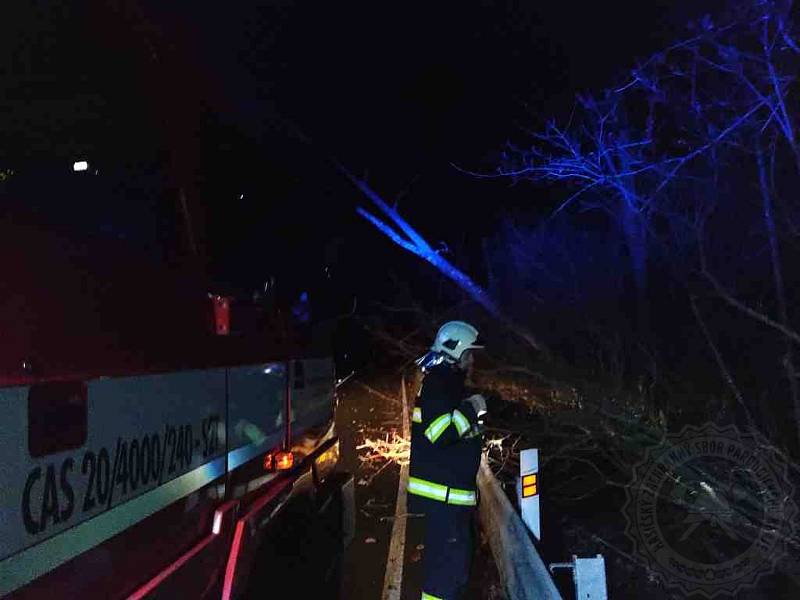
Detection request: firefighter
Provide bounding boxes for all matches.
[409,321,488,600]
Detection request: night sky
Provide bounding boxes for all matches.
[1,0,718,299]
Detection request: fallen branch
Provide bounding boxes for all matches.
[689,294,759,430]
[357,431,411,467]
[701,267,800,345]
[340,165,549,355]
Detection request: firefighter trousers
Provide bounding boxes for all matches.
[419,497,475,600]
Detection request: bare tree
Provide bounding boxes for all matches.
[487,0,800,444]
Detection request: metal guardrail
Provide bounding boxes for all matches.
[478,449,609,600]
[477,455,563,600]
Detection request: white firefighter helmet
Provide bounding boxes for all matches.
[431,321,483,362]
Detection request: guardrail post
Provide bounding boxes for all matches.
[550,554,608,600]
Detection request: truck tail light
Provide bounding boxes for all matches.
[263,451,293,472]
[275,451,293,471]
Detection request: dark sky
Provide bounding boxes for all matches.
[1,0,718,293]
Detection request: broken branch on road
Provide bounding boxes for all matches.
[357,430,411,467]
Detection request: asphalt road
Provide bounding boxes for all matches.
[335,370,409,600]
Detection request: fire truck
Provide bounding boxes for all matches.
[0,198,355,598]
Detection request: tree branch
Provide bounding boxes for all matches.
[702,267,800,345]
[341,165,433,253]
[356,207,418,254]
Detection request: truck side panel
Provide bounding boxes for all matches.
[1,370,227,598]
[225,363,287,492]
[1,357,340,599]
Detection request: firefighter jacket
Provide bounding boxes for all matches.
[408,362,482,507]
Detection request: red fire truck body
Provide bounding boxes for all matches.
[0,217,353,599]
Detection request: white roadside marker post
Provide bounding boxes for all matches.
[517,447,541,541]
[518,448,609,599]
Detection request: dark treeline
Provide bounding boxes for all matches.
[471,0,800,453]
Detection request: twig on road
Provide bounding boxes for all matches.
[363,458,394,485]
[357,431,411,466]
[356,380,400,406]
[380,513,425,522]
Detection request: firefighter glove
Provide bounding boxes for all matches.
[466,393,487,417]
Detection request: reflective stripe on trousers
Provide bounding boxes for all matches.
[408,476,477,506]
[422,593,444,600]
